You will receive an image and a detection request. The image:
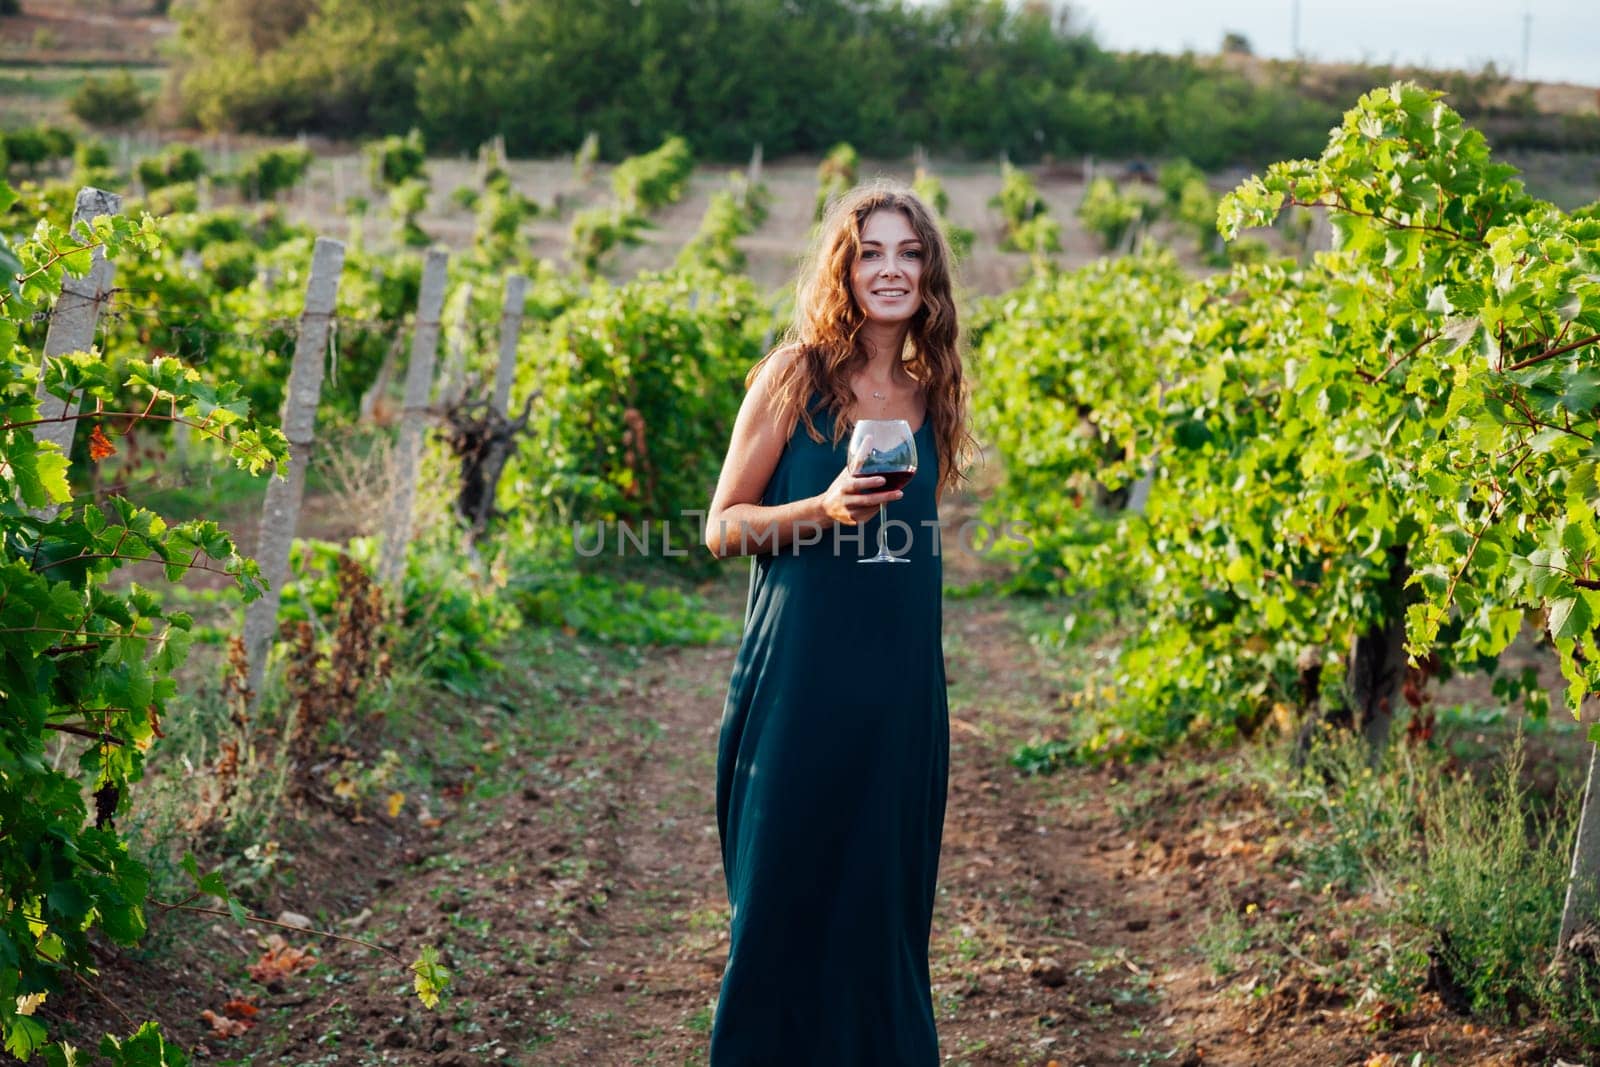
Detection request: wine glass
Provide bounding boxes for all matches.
[848,418,918,564]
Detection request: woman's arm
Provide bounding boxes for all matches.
[703,348,902,559]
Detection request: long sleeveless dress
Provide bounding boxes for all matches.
[711,394,949,1065]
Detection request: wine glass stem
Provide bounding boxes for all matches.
[877,503,887,556]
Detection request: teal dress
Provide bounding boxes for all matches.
[712,395,949,1065]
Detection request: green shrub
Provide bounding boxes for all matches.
[1280,733,1600,1044]
[366,128,427,189]
[508,269,767,558]
[573,130,599,182]
[143,180,200,216]
[611,134,693,214]
[990,161,1045,232]
[912,168,973,261]
[568,206,646,277]
[473,183,539,263]
[511,570,736,646]
[68,70,149,128]
[235,144,314,200]
[1076,176,1152,251]
[814,142,859,221]
[1008,213,1061,255]
[137,144,206,190]
[74,139,112,171]
[387,177,431,246]
[1157,157,1207,205]
[282,535,520,694]
[3,125,75,173]
[676,175,767,274]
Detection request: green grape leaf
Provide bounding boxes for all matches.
[412,944,451,1010]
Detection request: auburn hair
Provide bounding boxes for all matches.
[745,181,975,497]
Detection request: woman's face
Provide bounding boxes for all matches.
[850,208,925,327]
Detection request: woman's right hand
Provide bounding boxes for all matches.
[818,448,903,526]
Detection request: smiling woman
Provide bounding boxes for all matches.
[702,183,977,1064]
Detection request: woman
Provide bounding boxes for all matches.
[703,182,974,1064]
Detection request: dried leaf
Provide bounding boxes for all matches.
[221,998,259,1020]
[247,933,317,984]
[200,1009,252,1038]
[88,424,117,461]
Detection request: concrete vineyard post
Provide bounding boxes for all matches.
[242,236,347,700]
[31,187,122,521]
[437,282,473,408]
[492,274,529,418]
[1560,738,1600,952]
[378,248,449,589]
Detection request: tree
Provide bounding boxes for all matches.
[68,71,150,129]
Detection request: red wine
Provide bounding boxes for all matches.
[864,467,915,492]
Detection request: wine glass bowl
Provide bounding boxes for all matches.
[849,418,918,564]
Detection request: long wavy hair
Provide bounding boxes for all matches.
[745,182,975,496]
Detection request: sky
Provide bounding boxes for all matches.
[1052,0,1600,89]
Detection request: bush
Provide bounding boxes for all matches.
[143,180,200,216]
[990,162,1046,233]
[676,176,766,274]
[137,144,206,191]
[509,269,767,558]
[1157,157,1206,206]
[387,177,431,246]
[511,570,736,646]
[74,139,112,172]
[172,0,1345,167]
[573,130,599,182]
[814,142,859,221]
[366,128,427,190]
[235,144,314,200]
[473,183,539,263]
[1076,176,1153,251]
[68,70,149,128]
[912,168,973,261]
[568,206,646,277]
[1008,213,1061,256]
[3,125,75,173]
[611,135,693,214]
[282,535,520,694]
[1281,734,1600,1045]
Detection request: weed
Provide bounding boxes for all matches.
[1196,894,1254,977]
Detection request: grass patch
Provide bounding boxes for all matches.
[1235,728,1600,1046]
[0,64,163,101]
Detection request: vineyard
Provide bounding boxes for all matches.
[1,68,1600,1067]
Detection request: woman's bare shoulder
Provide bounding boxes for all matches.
[765,340,809,374]
[748,341,808,398]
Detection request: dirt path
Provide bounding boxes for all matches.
[228,587,1220,1065]
[179,584,1557,1065]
